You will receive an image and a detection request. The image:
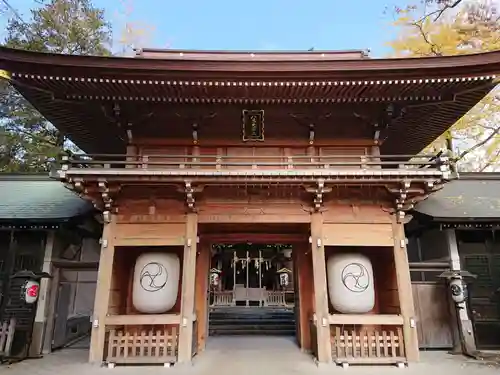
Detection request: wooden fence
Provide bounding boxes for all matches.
[106,326,178,365]
[331,326,406,365]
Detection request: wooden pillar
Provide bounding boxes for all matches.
[392,220,419,362]
[0,230,15,324]
[42,267,60,354]
[89,216,116,364]
[445,229,477,354]
[194,239,210,353]
[125,144,137,168]
[178,213,198,363]
[295,242,314,351]
[30,230,56,357]
[371,144,382,169]
[310,212,332,363]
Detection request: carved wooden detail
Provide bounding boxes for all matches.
[305,180,332,211]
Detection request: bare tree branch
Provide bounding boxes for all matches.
[413,0,464,24]
[433,0,463,21]
[411,20,443,56]
[457,126,500,161]
[479,147,500,171]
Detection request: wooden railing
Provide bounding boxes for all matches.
[211,291,234,307]
[210,290,292,307]
[265,291,287,307]
[60,152,451,174]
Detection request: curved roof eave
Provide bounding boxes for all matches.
[1,47,500,78]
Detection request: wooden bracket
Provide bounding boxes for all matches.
[309,124,315,145]
[385,177,448,223]
[289,112,331,145]
[98,181,113,211]
[192,123,198,145]
[393,180,412,223]
[425,180,445,193]
[183,181,198,212]
[98,181,116,222]
[175,112,217,145]
[305,179,332,211]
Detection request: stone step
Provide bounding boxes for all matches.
[209,328,296,336]
[209,325,295,332]
[209,319,295,326]
[208,307,296,336]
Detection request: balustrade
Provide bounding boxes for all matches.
[210,290,291,307]
[60,152,451,176]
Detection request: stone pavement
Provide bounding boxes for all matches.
[1,336,498,375]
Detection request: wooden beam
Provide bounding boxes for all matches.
[328,314,404,325]
[114,238,185,247]
[105,314,181,325]
[89,216,116,364]
[392,219,419,362]
[198,214,310,224]
[310,212,332,363]
[201,233,308,243]
[51,260,99,270]
[135,138,377,147]
[323,223,394,246]
[177,213,198,363]
[113,223,186,247]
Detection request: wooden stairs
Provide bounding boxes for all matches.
[209,307,295,336]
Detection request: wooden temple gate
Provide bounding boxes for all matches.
[1,46,499,366]
[83,195,422,366]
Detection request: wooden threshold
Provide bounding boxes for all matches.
[333,357,406,364]
[107,356,176,364]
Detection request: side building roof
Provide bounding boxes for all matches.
[0,174,95,224]
[413,173,500,222]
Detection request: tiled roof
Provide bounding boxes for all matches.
[414,173,500,221]
[0,174,94,222]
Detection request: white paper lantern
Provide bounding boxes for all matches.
[327,253,375,314]
[132,253,180,313]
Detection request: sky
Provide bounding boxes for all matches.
[2,0,411,57]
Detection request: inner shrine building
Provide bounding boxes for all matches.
[0,46,499,367]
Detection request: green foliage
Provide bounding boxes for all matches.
[388,0,500,171]
[0,0,112,172]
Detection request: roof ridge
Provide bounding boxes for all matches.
[0,173,55,181]
[459,172,500,180]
